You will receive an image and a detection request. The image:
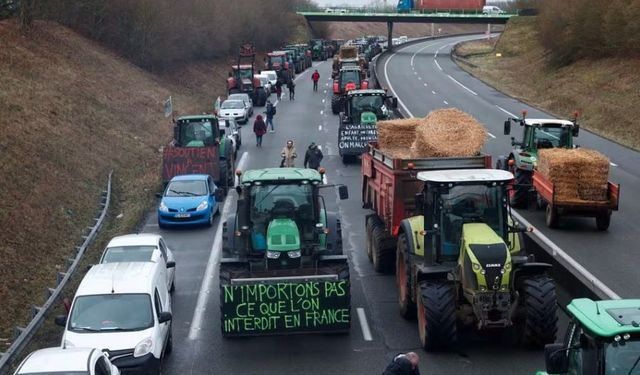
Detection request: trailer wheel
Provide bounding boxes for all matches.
[365,217,375,261]
[511,168,531,208]
[372,223,394,273]
[517,275,558,347]
[331,96,342,115]
[545,204,559,228]
[396,234,415,319]
[417,281,457,351]
[596,210,611,231]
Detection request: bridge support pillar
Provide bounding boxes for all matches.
[387,21,394,51]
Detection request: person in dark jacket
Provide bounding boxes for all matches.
[275,79,283,101]
[304,142,323,170]
[382,352,420,375]
[287,80,296,100]
[253,114,267,147]
[264,100,276,133]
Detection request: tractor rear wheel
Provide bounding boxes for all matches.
[371,223,394,273]
[511,168,531,208]
[417,281,457,351]
[331,96,342,114]
[518,275,558,347]
[596,210,611,231]
[396,234,415,319]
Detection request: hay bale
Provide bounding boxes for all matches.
[339,46,358,59]
[377,118,422,150]
[410,108,486,158]
[538,148,609,203]
[383,147,414,159]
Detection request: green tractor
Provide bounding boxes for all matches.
[497,111,580,208]
[396,169,558,351]
[219,168,351,336]
[537,298,640,375]
[310,39,327,61]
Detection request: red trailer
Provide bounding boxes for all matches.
[361,142,491,272]
[414,0,486,11]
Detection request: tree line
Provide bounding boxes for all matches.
[18,0,327,70]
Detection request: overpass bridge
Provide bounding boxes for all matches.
[297,11,515,50]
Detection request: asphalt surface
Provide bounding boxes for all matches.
[134,55,573,375]
[377,35,640,299]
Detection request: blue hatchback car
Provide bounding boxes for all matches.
[158,174,222,228]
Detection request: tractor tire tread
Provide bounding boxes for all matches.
[520,275,558,347]
[419,281,457,351]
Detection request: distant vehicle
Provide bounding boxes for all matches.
[483,5,505,14]
[218,117,242,159]
[255,74,272,96]
[324,8,347,14]
[100,233,176,293]
[261,70,278,92]
[15,347,120,375]
[392,38,401,46]
[398,36,408,44]
[158,174,223,228]
[219,100,249,124]
[56,262,172,375]
[228,93,254,117]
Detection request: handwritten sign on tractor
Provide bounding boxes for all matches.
[162,146,219,182]
[338,123,378,156]
[221,280,350,335]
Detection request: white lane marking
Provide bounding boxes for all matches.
[357,307,373,341]
[434,59,443,71]
[188,152,249,340]
[326,83,329,87]
[413,71,418,75]
[320,110,324,115]
[410,41,440,67]
[418,76,422,80]
[487,132,496,139]
[318,125,323,131]
[423,83,428,87]
[447,74,478,96]
[431,90,436,95]
[322,99,326,103]
[324,89,327,94]
[496,105,517,117]
[610,162,618,167]
[443,100,448,105]
[434,51,439,59]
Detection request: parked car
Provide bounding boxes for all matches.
[219,99,249,124]
[100,233,176,293]
[228,93,253,117]
[15,347,120,375]
[158,174,222,228]
[261,70,278,92]
[219,117,242,159]
[56,262,172,375]
[482,5,505,14]
[255,74,272,97]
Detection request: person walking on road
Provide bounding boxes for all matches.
[304,142,323,170]
[253,114,267,147]
[288,80,296,100]
[264,100,276,133]
[382,352,421,375]
[275,79,283,101]
[280,140,297,167]
[311,70,320,92]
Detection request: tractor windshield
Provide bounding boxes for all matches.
[605,339,640,374]
[177,120,218,147]
[527,125,573,149]
[269,56,285,65]
[351,95,384,119]
[237,68,253,81]
[340,70,361,89]
[439,184,506,257]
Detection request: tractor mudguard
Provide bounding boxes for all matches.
[513,262,553,282]
[415,264,453,283]
[399,216,424,256]
[221,215,237,258]
[324,212,343,255]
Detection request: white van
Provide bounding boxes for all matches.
[483,5,505,14]
[15,347,120,375]
[56,263,172,374]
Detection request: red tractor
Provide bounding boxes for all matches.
[266,51,292,82]
[227,44,267,106]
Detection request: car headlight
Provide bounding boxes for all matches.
[266,251,281,259]
[287,250,302,258]
[133,337,153,358]
[196,200,208,211]
[159,201,169,213]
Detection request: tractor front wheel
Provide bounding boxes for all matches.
[517,275,558,347]
[396,234,415,319]
[417,281,457,351]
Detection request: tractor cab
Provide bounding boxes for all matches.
[343,89,395,124]
[417,169,517,266]
[267,52,289,76]
[334,66,367,95]
[174,115,220,148]
[540,298,640,375]
[229,65,257,94]
[235,168,348,270]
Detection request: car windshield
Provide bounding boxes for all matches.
[69,294,153,332]
[177,120,216,147]
[101,246,156,263]
[166,180,208,197]
[222,101,244,109]
[439,184,505,258]
[605,339,640,374]
[532,126,572,148]
[340,70,361,88]
[352,95,384,118]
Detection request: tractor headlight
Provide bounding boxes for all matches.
[196,200,208,211]
[266,251,281,259]
[159,201,169,213]
[287,250,302,258]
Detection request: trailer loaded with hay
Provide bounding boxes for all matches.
[361,109,493,272]
[533,149,619,230]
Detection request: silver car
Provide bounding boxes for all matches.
[228,93,253,117]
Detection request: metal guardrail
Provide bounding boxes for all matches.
[0,171,113,374]
[372,36,621,302]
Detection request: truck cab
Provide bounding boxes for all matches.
[539,298,640,375]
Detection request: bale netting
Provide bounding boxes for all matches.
[410,108,487,158]
[377,118,422,150]
[537,148,610,203]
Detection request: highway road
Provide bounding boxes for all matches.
[377,35,640,299]
[134,53,571,374]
